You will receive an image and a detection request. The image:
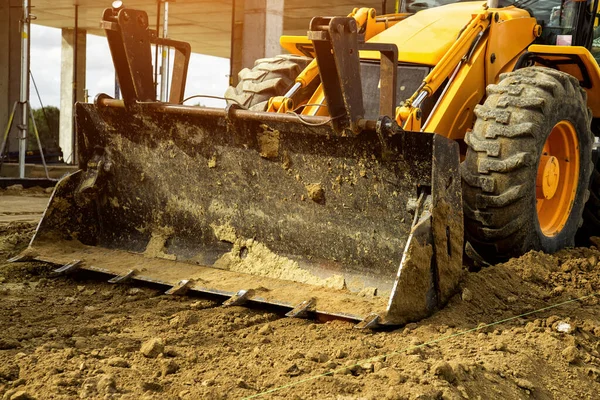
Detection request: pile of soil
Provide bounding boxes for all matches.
[0,216,599,399]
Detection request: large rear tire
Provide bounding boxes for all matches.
[224,55,311,111]
[461,66,594,262]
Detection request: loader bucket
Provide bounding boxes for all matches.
[21,99,463,326]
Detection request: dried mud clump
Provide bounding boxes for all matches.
[305,183,325,204]
[257,125,280,159]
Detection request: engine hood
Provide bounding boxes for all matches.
[365,1,487,66]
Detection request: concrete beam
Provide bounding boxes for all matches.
[59,28,86,164]
[230,0,284,84]
[0,0,24,158]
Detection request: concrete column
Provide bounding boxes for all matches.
[0,0,24,158]
[230,0,284,83]
[59,28,86,164]
[229,0,245,86]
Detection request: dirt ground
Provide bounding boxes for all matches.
[1,188,600,400]
[0,186,50,224]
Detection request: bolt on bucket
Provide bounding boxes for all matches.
[18,100,463,326]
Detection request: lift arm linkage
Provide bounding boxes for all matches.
[101,7,191,105]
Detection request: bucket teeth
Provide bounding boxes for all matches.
[285,298,316,318]
[222,289,255,307]
[7,254,33,263]
[355,313,381,329]
[165,279,193,295]
[51,260,82,277]
[108,269,138,284]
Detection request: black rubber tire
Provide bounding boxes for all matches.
[224,54,312,111]
[461,66,594,262]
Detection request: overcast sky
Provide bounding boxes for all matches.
[29,24,230,109]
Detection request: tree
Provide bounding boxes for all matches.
[28,106,60,153]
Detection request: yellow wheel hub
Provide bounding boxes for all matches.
[536,120,579,237]
[536,155,560,200]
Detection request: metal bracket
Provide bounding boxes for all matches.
[101,7,191,105]
[222,289,255,307]
[354,313,381,329]
[51,260,82,277]
[285,298,316,318]
[165,279,193,295]
[108,269,138,284]
[307,17,398,135]
[359,42,398,118]
[308,16,364,135]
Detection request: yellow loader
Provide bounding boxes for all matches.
[15,0,600,327]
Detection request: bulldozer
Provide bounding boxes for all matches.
[14,0,600,327]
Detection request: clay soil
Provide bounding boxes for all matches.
[1,188,600,400]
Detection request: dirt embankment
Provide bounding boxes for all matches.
[0,206,599,399]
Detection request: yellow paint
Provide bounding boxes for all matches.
[402,108,422,131]
[423,42,486,139]
[536,155,560,200]
[279,8,404,57]
[267,96,294,113]
[349,7,387,41]
[536,120,579,237]
[485,9,537,85]
[303,85,328,117]
[280,36,313,57]
[528,44,600,117]
[296,59,319,88]
[364,2,486,65]
[394,8,491,131]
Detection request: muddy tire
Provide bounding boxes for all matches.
[461,66,594,262]
[225,55,312,111]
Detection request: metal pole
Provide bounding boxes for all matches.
[18,0,31,178]
[160,0,169,102]
[72,1,79,165]
[29,104,49,179]
[0,103,18,169]
[154,0,161,97]
[229,0,235,86]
